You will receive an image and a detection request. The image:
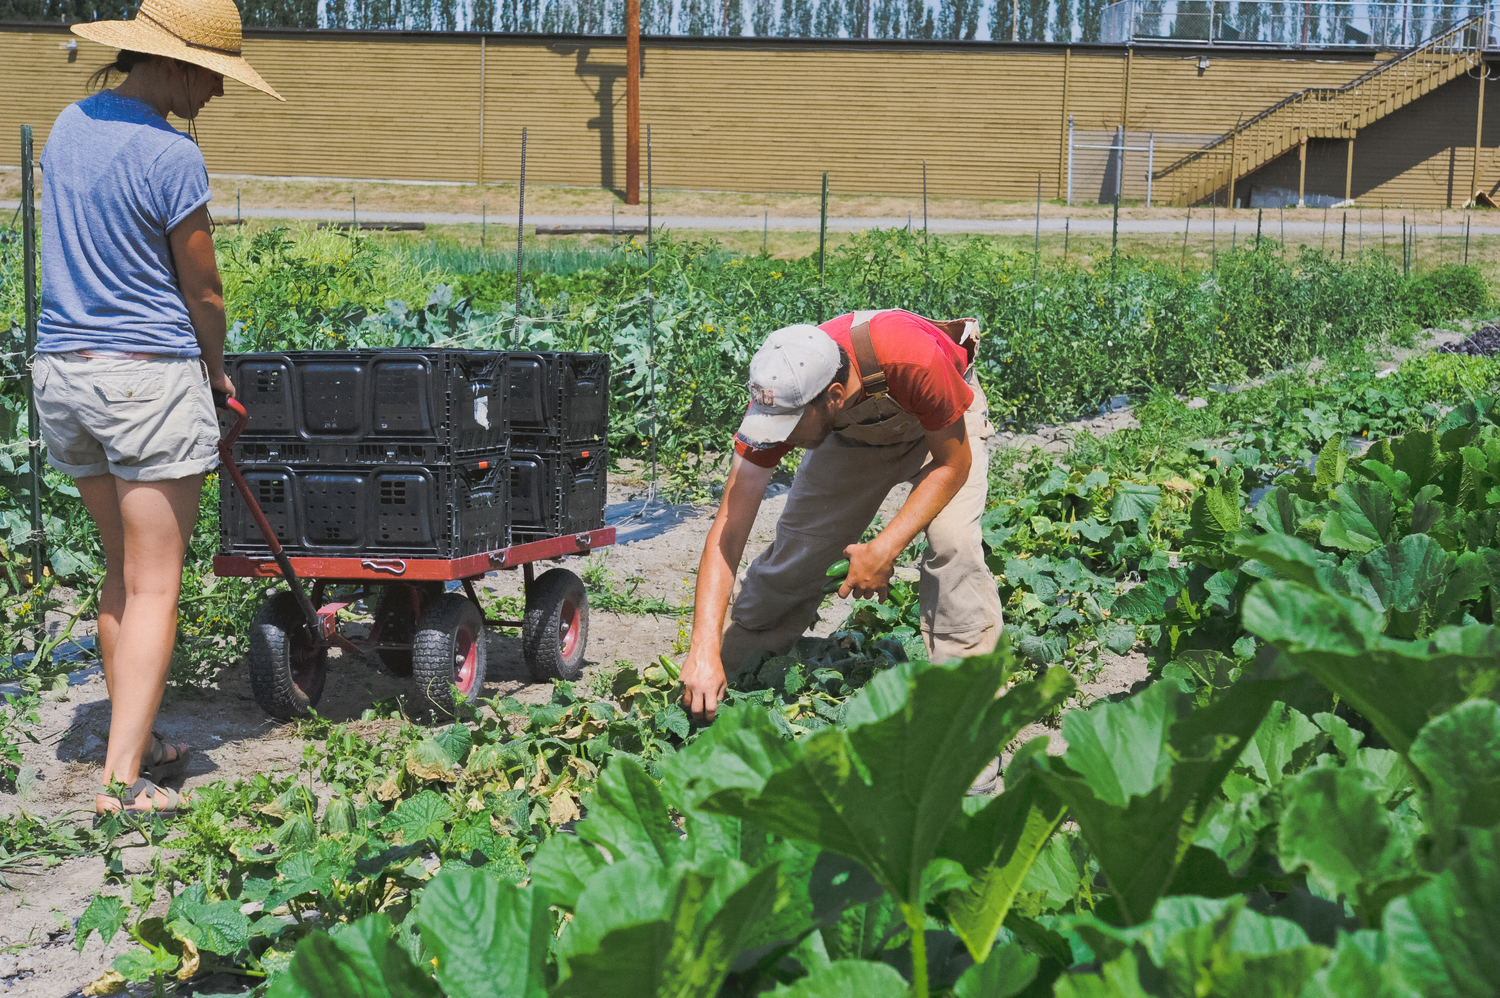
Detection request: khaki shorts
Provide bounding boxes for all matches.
[34,352,220,482]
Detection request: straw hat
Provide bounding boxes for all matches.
[71,0,283,101]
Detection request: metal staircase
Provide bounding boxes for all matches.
[1154,14,1486,206]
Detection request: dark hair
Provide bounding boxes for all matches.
[810,345,853,407]
[87,50,155,92]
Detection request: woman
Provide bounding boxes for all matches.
[38,0,282,817]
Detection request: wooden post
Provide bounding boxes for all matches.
[1057,47,1071,200]
[1345,135,1355,202]
[1298,135,1307,208]
[477,35,486,186]
[625,0,641,205]
[1473,65,1487,205]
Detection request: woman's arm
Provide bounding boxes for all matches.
[168,204,233,395]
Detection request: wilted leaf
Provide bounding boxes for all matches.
[405,737,459,782]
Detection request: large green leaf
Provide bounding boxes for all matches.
[577,757,680,866]
[676,649,1074,908]
[1276,766,1424,923]
[527,833,607,909]
[1384,826,1500,998]
[950,941,1039,998]
[1056,682,1179,808]
[1409,700,1500,866]
[1060,897,1327,998]
[1352,460,1414,507]
[1300,930,1420,998]
[1190,478,1243,546]
[1320,481,1396,554]
[267,914,442,998]
[1034,677,1294,924]
[939,739,1066,961]
[551,860,781,998]
[771,961,909,997]
[1110,483,1161,526]
[1388,430,1443,491]
[1355,534,1452,615]
[1053,949,1153,998]
[416,868,549,998]
[1316,435,1351,490]
[1236,702,1319,786]
[1242,579,1500,757]
[1251,487,1313,536]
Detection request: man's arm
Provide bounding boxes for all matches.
[169,204,234,396]
[840,417,970,598]
[681,453,775,721]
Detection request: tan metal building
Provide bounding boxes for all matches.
[2,21,1494,206]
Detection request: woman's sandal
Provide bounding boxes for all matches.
[93,778,190,827]
[141,732,192,783]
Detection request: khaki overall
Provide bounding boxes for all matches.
[721,311,1005,669]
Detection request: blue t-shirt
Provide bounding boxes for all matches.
[38,90,212,356]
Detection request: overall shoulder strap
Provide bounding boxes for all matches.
[849,311,888,399]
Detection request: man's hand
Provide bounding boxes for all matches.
[839,539,896,600]
[681,454,772,724]
[680,644,728,722]
[210,370,236,398]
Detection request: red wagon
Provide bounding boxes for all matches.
[211,394,614,719]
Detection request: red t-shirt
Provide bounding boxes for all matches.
[734,310,974,468]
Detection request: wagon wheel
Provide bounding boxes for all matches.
[368,582,441,677]
[248,591,328,720]
[523,568,589,683]
[412,592,488,719]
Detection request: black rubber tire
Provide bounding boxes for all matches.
[523,568,589,682]
[412,592,488,719]
[248,591,328,720]
[368,583,441,677]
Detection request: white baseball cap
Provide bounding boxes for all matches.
[735,324,842,448]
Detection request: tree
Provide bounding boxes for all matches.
[750,0,775,34]
[873,0,902,36]
[779,0,811,35]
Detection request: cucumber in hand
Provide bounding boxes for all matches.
[823,558,851,594]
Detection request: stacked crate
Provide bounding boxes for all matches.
[218,349,606,560]
[503,352,610,543]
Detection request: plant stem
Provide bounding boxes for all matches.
[903,902,929,998]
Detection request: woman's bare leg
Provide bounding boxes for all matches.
[77,473,203,811]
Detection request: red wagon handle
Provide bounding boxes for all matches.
[213,391,324,644]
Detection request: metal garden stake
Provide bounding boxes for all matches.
[516,126,527,336]
[20,126,44,591]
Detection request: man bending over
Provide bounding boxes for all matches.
[681,309,1005,721]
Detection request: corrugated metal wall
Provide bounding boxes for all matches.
[1,24,1489,206]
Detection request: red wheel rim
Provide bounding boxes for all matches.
[559,599,581,660]
[453,619,480,694]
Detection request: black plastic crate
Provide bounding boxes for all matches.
[509,441,607,542]
[505,353,610,443]
[230,440,450,466]
[225,349,507,455]
[220,453,509,559]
